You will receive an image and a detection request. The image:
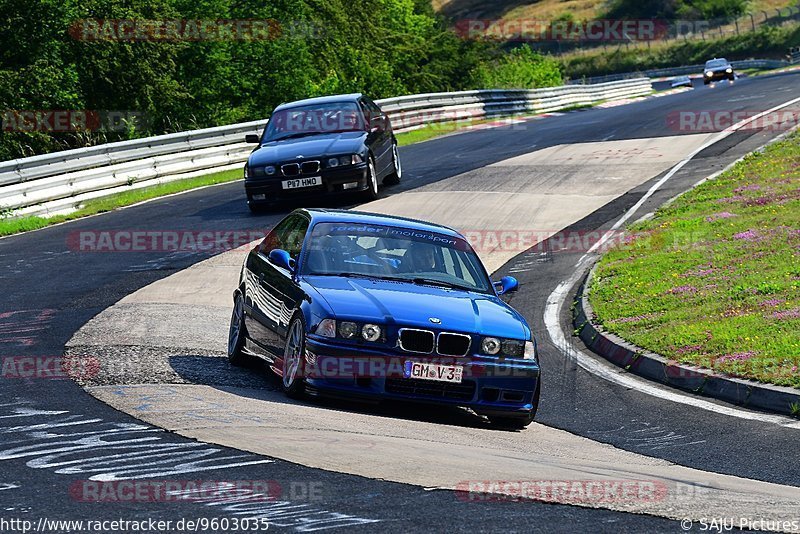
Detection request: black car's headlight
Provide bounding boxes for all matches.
[249,166,276,178]
[726,67,732,73]
[705,70,713,77]
[326,155,363,168]
[481,337,536,360]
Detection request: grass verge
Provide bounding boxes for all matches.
[589,132,800,389]
[0,168,242,237]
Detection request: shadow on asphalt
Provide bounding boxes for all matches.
[168,352,526,432]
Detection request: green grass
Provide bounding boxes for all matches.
[589,133,800,389]
[0,168,243,237]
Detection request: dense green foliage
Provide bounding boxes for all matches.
[471,46,562,90]
[0,0,561,160]
[561,24,800,79]
[604,0,747,20]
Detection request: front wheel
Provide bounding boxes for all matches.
[362,157,379,202]
[383,143,402,185]
[227,293,249,366]
[282,316,306,398]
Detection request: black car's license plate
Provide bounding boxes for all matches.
[282,176,321,189]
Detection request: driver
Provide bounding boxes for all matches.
[408,242,439,272]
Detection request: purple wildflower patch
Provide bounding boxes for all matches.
[705,212,736,222]
[733,229,761,241]
[716,195,746,204]
[733,184,761,193]
[771,308,800,320]
[675,344,703,355]
[607,312,661,324]
[668,285,697,294]
[760,298,786,308]
[718,351,756,364]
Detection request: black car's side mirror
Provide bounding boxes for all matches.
[245,134,260,143]
[268,249,295,273]
[493,276,519,295]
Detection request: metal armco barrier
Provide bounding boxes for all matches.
[0,78,651,218]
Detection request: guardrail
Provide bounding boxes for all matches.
[569,59,790,85]
[0,78,651,218]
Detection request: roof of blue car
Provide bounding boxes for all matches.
[274,93,363,111]
[301,209,462,238]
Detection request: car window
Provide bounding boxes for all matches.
[362,98,386,130]
[303,222,491,292]
[260,214,309,258]
[705,59,728,68]
[263,102,364,142]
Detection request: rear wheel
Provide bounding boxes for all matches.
[282,316,306,398]
[383,143,402,186]
[227,293,249,366]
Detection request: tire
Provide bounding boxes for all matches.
[382,143,402,186]
[362,157,379,202]
[227,293,249,366]
[281,316,307,399]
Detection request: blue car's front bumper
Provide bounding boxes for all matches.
[302,336,540,417]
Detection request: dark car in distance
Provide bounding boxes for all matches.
[703,58,735,85]
[243,94,402,212]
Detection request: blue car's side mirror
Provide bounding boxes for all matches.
[268,249,295,273]
[494,276,519,295]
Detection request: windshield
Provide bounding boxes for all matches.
[302,222,492,293]
[263,102,364,142]
[705,59,728,68]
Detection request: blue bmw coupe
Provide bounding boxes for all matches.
[228,209,541,428]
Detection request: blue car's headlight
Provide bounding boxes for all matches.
[362,324,382,342]
[481,337,501,355]
[315,319,384,342]
[523,340,537,361]
[316,319,337,338]
[338,321,358,339]
[481,337,536,359]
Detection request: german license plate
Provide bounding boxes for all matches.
[282,176,321,189]
[404,361,463,383]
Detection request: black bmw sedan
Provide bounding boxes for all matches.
[703,58,735,85]
[243,93,402,212]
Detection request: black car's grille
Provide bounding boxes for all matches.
[301,161,320,174]
[280,161,320,177]
[281,163,300,176]
[398,329,435,353]
[437,333,471,357]
[385,377,476,401]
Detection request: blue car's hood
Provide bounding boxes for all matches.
[304,277,529,339]
[249,131,366,166]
